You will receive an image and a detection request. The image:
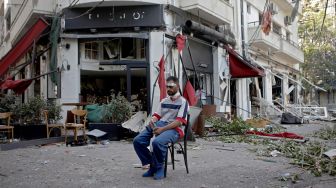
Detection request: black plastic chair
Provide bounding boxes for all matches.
[164,114,190,177]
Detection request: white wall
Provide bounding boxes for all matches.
[149,31,164,114]
[60,38,80,122]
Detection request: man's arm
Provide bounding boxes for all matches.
[154,98,189,135]
[153,120,181,135]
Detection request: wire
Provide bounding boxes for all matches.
[65,0,105,20]
[69,0,80,7]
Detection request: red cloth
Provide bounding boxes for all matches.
[176,34,186,53]
[261,11,272,35]
[225,46,265,78]
[183,80,197,106]
[0,79,33,94]
[158,56,167,101]
[246,130,304,139]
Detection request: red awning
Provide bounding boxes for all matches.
[225,46,265,78]
[0,79,33,94]
[0,18,48,77]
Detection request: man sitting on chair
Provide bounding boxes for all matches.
[133,76,189,180]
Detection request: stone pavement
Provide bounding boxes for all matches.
[0,121,335,188]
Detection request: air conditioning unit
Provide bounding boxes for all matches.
[284,16,292,25]
[269,3,279,15]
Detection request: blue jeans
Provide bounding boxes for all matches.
[133,121,179,169]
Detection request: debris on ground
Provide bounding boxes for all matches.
[206,117,251,135]
[205,115,336,177]
[324,149,336,160]
[257,141,336,176]
[313,127,336,140]
[279,172,301,183]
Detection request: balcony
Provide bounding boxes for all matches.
[275,36,304,64]
[247,24,281,53]
[9,0,55,45]
[277,0,302,14]
[179,0,233,24]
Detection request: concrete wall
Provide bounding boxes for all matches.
[59,38,80,121]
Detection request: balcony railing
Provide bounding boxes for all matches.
[247,23,281,52]
[179,0,233,24]
[279,36,304,63]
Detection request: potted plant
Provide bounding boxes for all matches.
[103,92,134,123]
[88,92,134,141]
[45,100,62,123]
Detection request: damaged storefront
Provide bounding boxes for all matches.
[59,3,262,121]
[60,5,164,115]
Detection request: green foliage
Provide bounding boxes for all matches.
[0,94,18,113]
[0,94,62,124]
[46,100,62,122]
[20,96,47,124]
[207,117,251,135]
[258,140,336,176]
[102,92,134,123]
[299,0,336,91]
[313,126,336,140]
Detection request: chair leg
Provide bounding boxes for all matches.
[46,126,49,139]
[82,128,86,141]
[65,128,68,144]
[164,149,168,177]
[183,148,189,174]
[74,128,78,142]
[171,144,175,170]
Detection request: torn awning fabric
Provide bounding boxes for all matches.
[0,18,48,77]
[225,46,265,78]
[0,70,59,94]
[0,79,33,94]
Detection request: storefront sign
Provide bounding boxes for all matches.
[63,5,164,30]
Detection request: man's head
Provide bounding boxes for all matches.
[166,76,179,96]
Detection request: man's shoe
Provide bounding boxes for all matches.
[153,166,165,180]
[142,166,156,177]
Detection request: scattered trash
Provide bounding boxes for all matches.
[42,160,49,165]
[191,146,202,150]
[270,150,281,157]
[256,158,277,163]
[132,164,142,168]
[87,129,107,138]
[323,149,336,160]
[215,147,235,151]
[100,140,110,145]
[279,172,300,183]
[78,155,86,157]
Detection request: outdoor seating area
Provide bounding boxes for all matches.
[0,112,14,142]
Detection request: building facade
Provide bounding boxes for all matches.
[0,0,304,121]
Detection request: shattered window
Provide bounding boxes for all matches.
[121,38,146,60]
[84,42,99,60]
[103,39,120,60]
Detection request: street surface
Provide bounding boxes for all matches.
[0,121,335,188]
